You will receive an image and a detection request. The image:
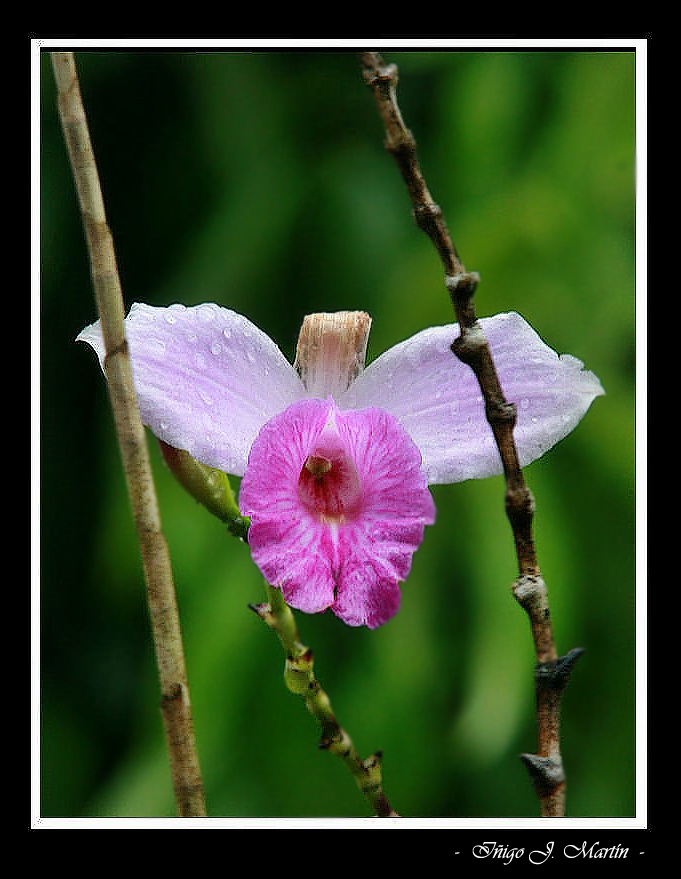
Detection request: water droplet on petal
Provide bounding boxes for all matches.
[196,304,216,322]
[148,338,166,354]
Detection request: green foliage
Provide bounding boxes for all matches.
[40,49,637,818]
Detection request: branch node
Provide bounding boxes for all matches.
[450,322,486,366]
[361,59,398,88]
[486,398,517,427]
[506,484,536,519]
[445,270,480,301]
[103,338,128,370]
[161,681,187,708]
[512,574,547,613]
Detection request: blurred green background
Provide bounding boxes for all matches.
[39,48,637,820]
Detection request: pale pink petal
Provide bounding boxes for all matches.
[341,312,604,484]
[77,303,305,476]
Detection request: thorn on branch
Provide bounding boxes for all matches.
[519,753,566,798]
[248,601,271,620]
[536,648,586,693]
[363,749,383,770]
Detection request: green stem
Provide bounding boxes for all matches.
[158,441,250,540]
[250,584,400,817]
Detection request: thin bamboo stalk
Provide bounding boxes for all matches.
[51,52,207,818]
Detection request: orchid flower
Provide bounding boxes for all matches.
[77,303,604,629]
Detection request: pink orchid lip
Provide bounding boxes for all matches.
[240,397,436,628]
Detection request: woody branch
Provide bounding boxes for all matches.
[358,50,583,818]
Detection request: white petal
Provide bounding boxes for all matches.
[77,303,305,476]
[340,312,604,484]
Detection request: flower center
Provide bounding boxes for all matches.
[298,441,361,524]
[304,455,333,478]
